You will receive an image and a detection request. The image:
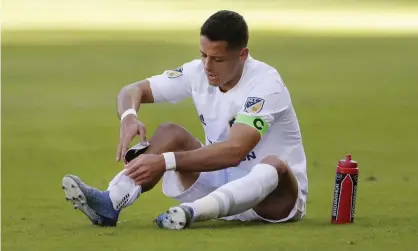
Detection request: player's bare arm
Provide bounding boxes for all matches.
[174,122,261,172]
[116,80,154,162]
[124,118,262,185]
[116,80,154,118]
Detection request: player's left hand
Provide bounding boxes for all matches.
[124,154,166,187]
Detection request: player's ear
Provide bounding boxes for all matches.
[239,48,249,62]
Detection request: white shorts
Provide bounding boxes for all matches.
[162,167,307,223]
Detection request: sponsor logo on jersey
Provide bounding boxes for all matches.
[244,97,265,113]
[165,66,183,78]
[241,151,257,162]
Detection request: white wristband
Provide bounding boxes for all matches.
[162,152,176,171]
[120,109,137,122]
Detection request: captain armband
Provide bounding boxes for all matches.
[234,114,269,136]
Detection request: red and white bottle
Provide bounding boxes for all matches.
[331,154,359,224]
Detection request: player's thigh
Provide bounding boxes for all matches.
[146,122,202,190]
[253,158,300,221]
[153,124,226,202]
[147,122,202,153]
[162,169,227,203]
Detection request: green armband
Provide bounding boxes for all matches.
[235,113,269,136]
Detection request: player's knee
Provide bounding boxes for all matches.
[153,122,199,151]
[155,123,185,140]
[261,155,289,176]
[156,122,181,133]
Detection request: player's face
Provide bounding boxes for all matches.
[200,36,248,90]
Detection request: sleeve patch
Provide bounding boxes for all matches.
[174,66,183,73]
[244,97,265,113]
[235,113,269,136]
[165,66,183,78]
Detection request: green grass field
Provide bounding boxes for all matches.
[2,30,418,250]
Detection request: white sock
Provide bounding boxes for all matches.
[107,169,142,210]
[182,163,279,221]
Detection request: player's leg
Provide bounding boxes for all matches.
[155,156,302,229]
[251,156,300,221]
[105,122,202,209]
[61,122,202,226]
[129,122,202,192]
[221,157,305,223]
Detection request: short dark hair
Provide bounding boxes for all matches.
[200,10,249,50]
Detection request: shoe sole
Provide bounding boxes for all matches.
[62,175,102,225]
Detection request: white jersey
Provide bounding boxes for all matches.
[147,55,308,196]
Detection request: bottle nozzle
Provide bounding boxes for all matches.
[345,154,352,162]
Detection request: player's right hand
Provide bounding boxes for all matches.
[116,115,147,163]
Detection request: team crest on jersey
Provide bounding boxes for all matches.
[244,97,265,113]
[165,66,183,78]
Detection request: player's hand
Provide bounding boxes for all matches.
[124,154,166,188]
[116,115,147,162]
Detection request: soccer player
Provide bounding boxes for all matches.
[62,10,308,229]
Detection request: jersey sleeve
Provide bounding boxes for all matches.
[235,83,291,136]
[147,63,193,104]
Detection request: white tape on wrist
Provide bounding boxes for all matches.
[162,152,176,171]
[120,109,137,122]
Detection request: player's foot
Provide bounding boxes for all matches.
[154,205,193,230]
[62,174,120,227]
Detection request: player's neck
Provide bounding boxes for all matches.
[219,68,244,93]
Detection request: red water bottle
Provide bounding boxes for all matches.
[331,154,359,224]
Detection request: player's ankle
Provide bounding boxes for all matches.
[108,186,142,211]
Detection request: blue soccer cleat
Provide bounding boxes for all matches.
[154,205,194,230]
[62,174,120,227]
